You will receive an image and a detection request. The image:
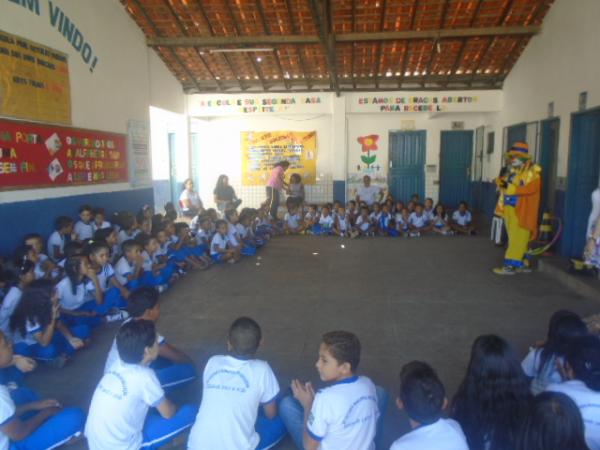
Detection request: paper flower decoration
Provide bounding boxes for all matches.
[357,135,379,168]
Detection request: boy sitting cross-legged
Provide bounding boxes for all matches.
[187,317,286,450]
[280,330,387,450]
[390,361,469,450]
[86,319,197,450]
[104,287,196,391]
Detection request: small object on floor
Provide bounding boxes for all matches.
[256,263,260,266]
[569,259,599,277]
[312,252,319,255]
[340,244,345,249]
[516,266,532,274]
[227,259,236,264]
[157,284,168,294]
[105,310,130,323]
[47,353,68,369]
[493,266,516,276]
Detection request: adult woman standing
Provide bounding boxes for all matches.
[179,179,203,218]
[265,161,290,219]
[213,175,241,216]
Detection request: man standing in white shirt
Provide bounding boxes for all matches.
[390,361,469,450]
[356,176,383,208]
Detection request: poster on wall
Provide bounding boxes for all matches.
[0,29,71,125]
[241,131,317,186]
[0,118,127,191]
[127,119,151,188]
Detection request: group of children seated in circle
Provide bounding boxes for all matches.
[282,194,476,238]
[0,198,597,450]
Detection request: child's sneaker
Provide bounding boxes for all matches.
[105,309,130,323]
[493,265,516,275]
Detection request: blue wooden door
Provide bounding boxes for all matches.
[563,109,600,257]
[539,119,559,213]
[388,131,426,201]
[439,130,474,209]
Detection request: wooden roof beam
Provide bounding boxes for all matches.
[308,0,341,96]
[146,25,541,47]
[423,0,450,87]
[398,0,419,88]
[255,0,291,91]
[283,0,310,89]
[374,0,388,89]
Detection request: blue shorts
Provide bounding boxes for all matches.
[211,253,225,263]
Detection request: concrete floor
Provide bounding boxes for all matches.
[25,234,600,449]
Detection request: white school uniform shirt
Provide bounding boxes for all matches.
[409,212,427,228]
[369,211,382,222]
[433,214,449,227]
[47,231,65,259]
[307,375,379,450]
[91,220,111,234]
[114,256,135,286]
[13,319,45,346]
[210,233,230,256]
[0,385,16,450]
[34,253,50,279]
[521,348,563,388]
[285,212,301,229]
[56,276,91,311]
[104,320,165,373]
[319,215,334,229]
[395,214,409,230]
[227,223,240,247]
[357,185,381,206]
[196,229,213,246]
[93,264,116,293]
[546,379,600,450]
[423,208,435,223]
[141,251,155,272]
[85,358,165,450]
[389,418,469,450]
[452,210,472,226]
[187,355,280,450]
[337,215,349,232]
[0,286,21,336]
[236,223,249,239]
[356,216,371,232]
[118,230,136,245]
[74,220,94,241]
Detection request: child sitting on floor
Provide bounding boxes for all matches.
[187,317,286,450]
[396,208,410,237]
[86,240,129,312]
[285,205,305,235]
[315,205,334,235]
[408,204,431,237]
[115,240,146,290]
[11,280,89,366]
[23,234,57,280]
[304,205,319,229]
[432,203,453,236]
[91,207,111,234]
[73,204,94,242]
[452,201,475,235]
[0,329,85,449]
[117,213,139,245]
[334,206,351,237]
[378,203,398,237]
[93,228,119,264]
[210,220,240,264]
[0,260,34,338]
[104,287,196,390]
[280,331,385,450]
[47,216,74,261]
[86,320,197,450]
[522,310,588,394]
[423,198,435,224]
[390,361,468,450]
[369,203,382,224]
[137,234,176,291]
[225,209,256,256]
[355,206,374,237]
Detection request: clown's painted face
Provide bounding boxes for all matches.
[510,156,524,167]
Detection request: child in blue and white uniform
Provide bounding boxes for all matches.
[280,331,385,450]
[225,209,256,256]
[47,216,74,262]
[188,317,286,450]
[91,207,111,234]
[355,206,374,236]
[284,205,305,235]
[210,220,240,264]
[194,214,214,250]
[546,336,600,450]
[334,206,351,237]
[0,261,34,337]
[523,310,588,394]
[86,320,197,450]
[451,201,475,235]
[396,208,410,236]
[369,203,382,224]
[139,234,177,290]
[115,240,146,290]
[390,361,468,450]
[314,206,334,235]
[432,203,453,236]
[73,205,94,242]
[86,241,129,313]
[408,204,431,237]
[23,234,58,280]
[304,205,319,230]
[117,213,140,246]
[423,198,435,224]
[0,330,84,449]
[11,279,90,363]
[377,203,398,237]
[104,287,196,390]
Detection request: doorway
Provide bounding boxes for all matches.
[388,131,426,201]
[539,118,560,214]
[439,130,474,209]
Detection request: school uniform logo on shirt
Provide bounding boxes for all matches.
[342,395,378,429]
[206,369,250,393]
[98,371,128,400]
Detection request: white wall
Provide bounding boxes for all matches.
[483,0,600,182]
[0,0,185,204]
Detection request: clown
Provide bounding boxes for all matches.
[493,142,542,275]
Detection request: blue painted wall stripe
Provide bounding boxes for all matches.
[0,188,153,256]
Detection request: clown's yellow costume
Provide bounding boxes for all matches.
[494,142,542,275]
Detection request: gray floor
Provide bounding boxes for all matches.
[26,235,600,449]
